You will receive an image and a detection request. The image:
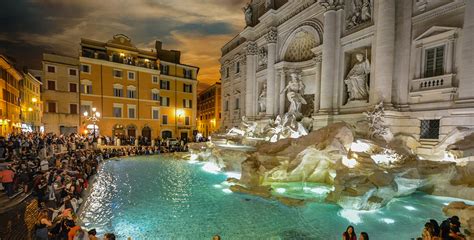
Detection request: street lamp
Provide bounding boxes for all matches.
[83,107,101,142]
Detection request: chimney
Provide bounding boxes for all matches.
[155,41,163,51]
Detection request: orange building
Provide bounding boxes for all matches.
[197,82,221,137]
[79,34,198,140]
[0,55,22,136]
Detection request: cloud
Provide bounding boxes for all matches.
[0,0,247,91]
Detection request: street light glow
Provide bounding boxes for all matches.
[31,97,37,103]
[83,111,89,117]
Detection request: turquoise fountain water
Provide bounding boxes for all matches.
[80,156,471,240]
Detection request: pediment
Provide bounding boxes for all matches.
[414,26,459,42]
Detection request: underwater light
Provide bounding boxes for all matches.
[222,189,232,194]
[213,184,222,188]
[381,218,395,224]
[202,162,221,174]
[275,188,286,194]
[342,156,358,168]
[338,209,363,224]
[350,140,371,152]
[404,206,416,211]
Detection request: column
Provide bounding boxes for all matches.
[371,0,396,105]
[458,0,474,99]
[266,27,278,117]
[319,0,343,113]
[279,69,286,115]
[245,41,258,117]
[313,54,322,114]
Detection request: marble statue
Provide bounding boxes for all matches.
[347,0,372,29]
[258,83,267,113]
[344,53,370,103]
[227,116,258,137]
[364,101,393,142]
[265,0,273,10]
[280,73,307,114]
[258,47,268,67]
[243,3,253,26]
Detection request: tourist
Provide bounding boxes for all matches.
[104,233,116,240]
[359,232,369,240]
[422,222,434,240]
[88,229,98,240]
[342,225,357,240]
[34,209,52,240]
[0,165,15,197]
[430,219,440,237]
[212,235,221,240]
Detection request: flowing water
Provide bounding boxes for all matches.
[79,155,471,240]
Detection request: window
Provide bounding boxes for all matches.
[47,65,56,73]
[183,84,192,93]
[70,104,78,114]
[81,64,91,73]
[128,106,136,119]
[185,116,190,125]
[424,46,445,78]
[226,67,229,78]
[128,71,135,80]
[219,112,221,119]
[225,100,229,111]
[152,75,159,84]
[183,69,192,79]
[152,92,159,101]
[183,99,192,108]
[160,64,169,75]
[113,86,123,97]
[47,80,56,90]
[235,98,240,110]
[69,83,77,93]
[236,61,240,73]
[127,89,136,99]
[69,69,77,76]
[48,102,56,113]
[162,115,168,125]
[81,84,92,94]
[160,97,170,106]
[113,69,123,78]
[113,106,122,118]
[420,120,440,139]
[81,105,91,114]
[160,80,170,90]
[152,107,159,120]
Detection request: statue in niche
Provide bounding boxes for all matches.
[347,0,372,29]
[258,47,268,67]
[345,52,370,103]
[265,0,273,10]
[243,3,253,26]
[280,73,306,114]
[258,83,267,113]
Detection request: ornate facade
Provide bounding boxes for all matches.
[220,0,474,154]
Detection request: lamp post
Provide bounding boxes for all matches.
[83,107,101,142]
[175,109,184,138]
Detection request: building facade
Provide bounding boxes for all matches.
[221,0,474,153]
[0,55,22,136]
[42,53,80,135]
[197,82,222,137]
[79,34,198,140]
[20,72,43,132]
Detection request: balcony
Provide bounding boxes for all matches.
[81,50,159,71]
[409,74,457,103]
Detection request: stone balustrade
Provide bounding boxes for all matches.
[411,74,454,92]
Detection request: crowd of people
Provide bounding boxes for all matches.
[0,132,125,239]
[419,216,467,240]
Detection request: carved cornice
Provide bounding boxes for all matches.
[265,27,278,43]
[319,0,344,11]
[412,1,465,25]
[246,41,258,55]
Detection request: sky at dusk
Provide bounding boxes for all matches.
[0,0,247,91]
